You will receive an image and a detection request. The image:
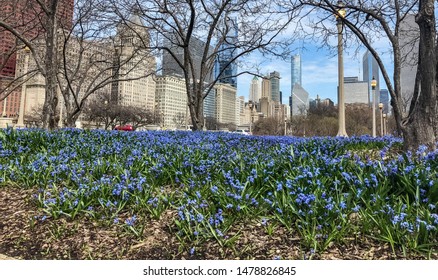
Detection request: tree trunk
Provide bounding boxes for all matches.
[188,83,205,131]
[402,0,437,151]
[41,0,60,130]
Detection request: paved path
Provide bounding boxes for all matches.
[0,254,15,260]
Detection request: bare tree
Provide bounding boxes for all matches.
[253,117,284,135]
[1,0,158,129]
[172,112,186,128]
[82,91,118,129]
[111,0,301,130]
[58,0,158,128]
[286,0,436,150]
[0,0,71,129]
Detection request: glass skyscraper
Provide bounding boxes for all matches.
[290,54,303,116]
[291,55,302,88]
[270,71,280,102]
[214,17,238,87]
[362,50,380,105]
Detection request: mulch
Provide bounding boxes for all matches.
[0,186,435,260]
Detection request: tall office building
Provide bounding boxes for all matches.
[379,89,390,114]
[112,14,156,112]
[362,50,380,105]
[155,75,188,129]
[215,83,237,124]
[249,76,261,102]
[344,77,368,104]
[214,16,238,87]
[0,0,75,117]
[162,36,213,83]
[291,55,302,87]
[261,76,271,99]
[204,90,216,119]
[400,14,418,112]
[290,54,302,116]
[270,71,281,103]
[291,83,309,116]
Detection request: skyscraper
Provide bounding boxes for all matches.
[379,89,390,114]
[162,36,212,83]
[214,16,238,87]
[290,54,302,116]
[344,77,368,104]
[362,50,380,105]
[215,83,237,125]
[156,75,187,129]
[249,75,260,102]
[399,14,418,112]
[291,83,309,116]
[270,71,281,103]
[112,14,156,112]
[291,55,302,88]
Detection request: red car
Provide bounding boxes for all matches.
[114,124,134,131]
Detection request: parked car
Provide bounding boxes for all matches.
[114,124,134,131]
[235,129,250,135]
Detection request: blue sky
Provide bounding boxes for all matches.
[236,43,392,105]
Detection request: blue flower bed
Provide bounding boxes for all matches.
[0,128,437,255]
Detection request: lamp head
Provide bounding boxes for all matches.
[335,0,346,19]
[371,76,377,89]
[379,103,383,109]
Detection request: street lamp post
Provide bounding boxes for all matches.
[383,113,387,135]
[284,118,287,136]
[336,0,347,137]
[17,47,30,127]
[371,76,377,137]
[378,102,383,136]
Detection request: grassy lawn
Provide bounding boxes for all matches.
[0,128,437,259]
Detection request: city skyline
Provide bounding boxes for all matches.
[237,44,392,105]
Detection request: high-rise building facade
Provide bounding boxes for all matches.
[249,76,260,102]
[155,75,188,129]
[344,76,368,104]
[113,15,156,112]
[162,36,212,83]
[270,71,281,103]
[400,14,418,113]
[261,76,271,99]
[290,54,302,116]
[291,83,309,116]
[362,50,380,105]
[214,17,238,87]
[379,89,390,114]
[204,89,216,119]
[215,83,237,125]
[291,54,302,87]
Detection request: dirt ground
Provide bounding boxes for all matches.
[0,186,435,260]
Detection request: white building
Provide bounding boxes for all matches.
[155,75,188,129]
[249,75,260,102]
[113,14,156,112]
[215,83,237,125]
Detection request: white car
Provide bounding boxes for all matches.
[235,129,250,135]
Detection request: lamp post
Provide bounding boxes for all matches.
[336,0,347,137]
[371,76,377,137]
[17,47,31,127]
[284,117,287,136]
[378,102,383,136]
[383,113,387,136]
